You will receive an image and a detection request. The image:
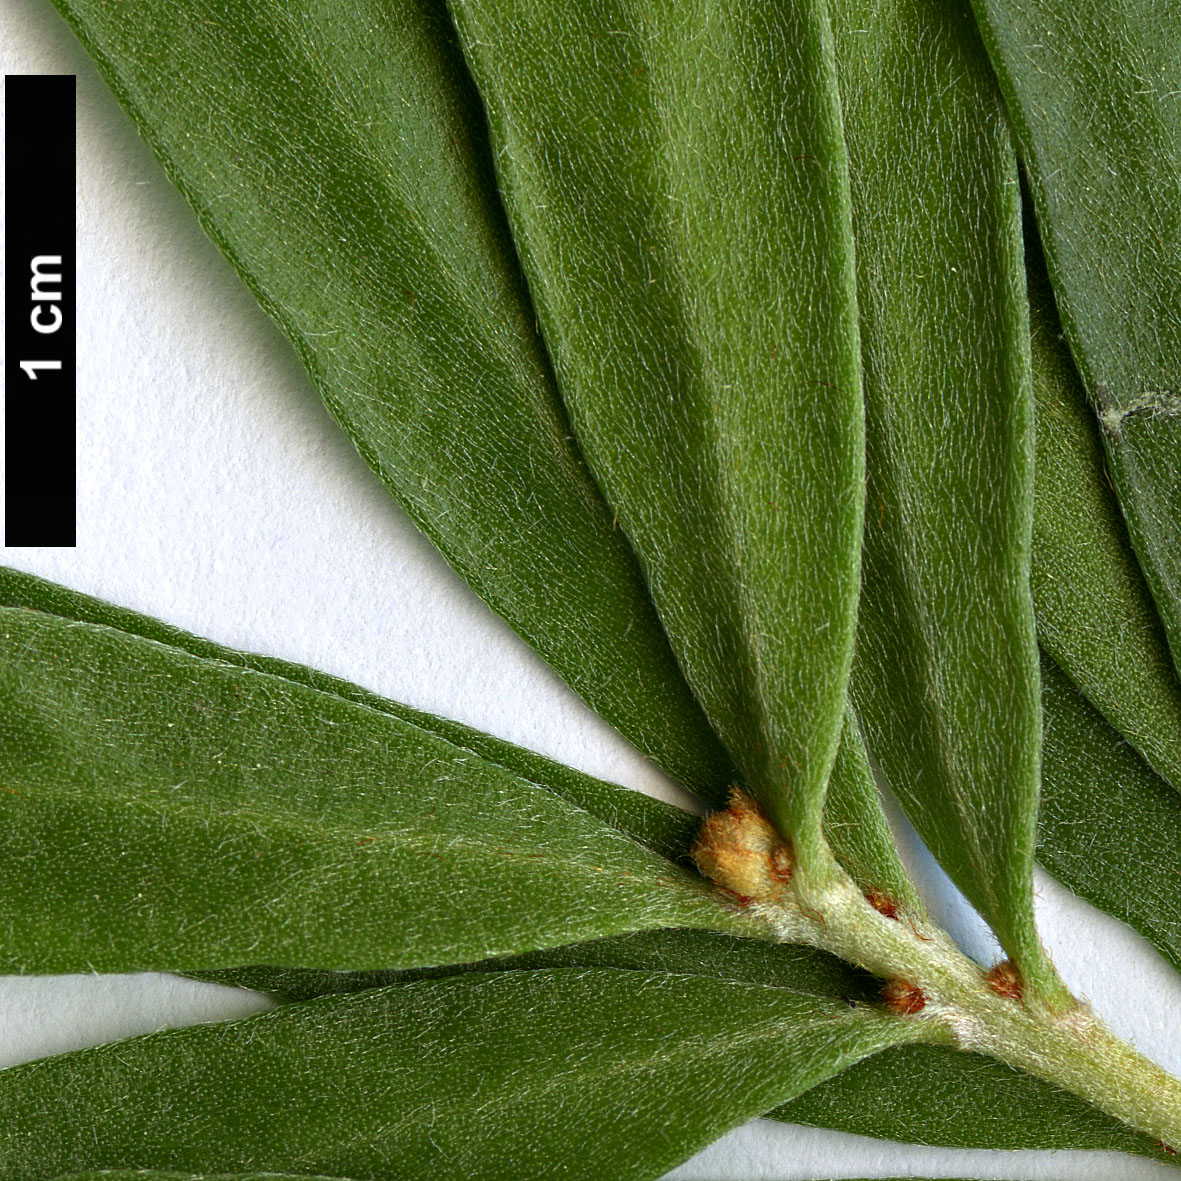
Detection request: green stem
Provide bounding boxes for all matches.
[736,855,1181,1152]
[973,1003,1181,1151]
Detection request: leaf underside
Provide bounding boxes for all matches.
[830,0,1050,993]
[449,0,865,859]
[1038,653,1181,974]
[0,969,923,1181]
[1028,234,1181,797]
[0,567,911,911]
[0,604,739,976]
[192,927,1167,1161]
[969,0,1181,673]
[47,0,735,803]
[6,558,1176,1159]
[10,0,1181,1171]
[0,567,703,863]
[52,1175,356,1181]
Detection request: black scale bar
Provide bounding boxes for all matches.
[4,74,76,546]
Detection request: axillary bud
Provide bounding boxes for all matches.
[691,786,793,904]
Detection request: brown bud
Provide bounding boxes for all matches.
[691,787,793,903]
[882,979,927,1016]
[985,959,1024,1002]
[866,889,900,920]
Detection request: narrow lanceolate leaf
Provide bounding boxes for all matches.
[1028,244,1181,794]
[830,0,1056,998]
[1107,418,1181,679]
[0,970,927,1180]
[824,709,922,914]
[775,1041,1172,1160]
[0,567,702,863]
[2,570,914,1000]
[192,927,880,1005]
[53,1176,356,1181]
[967,0,1181,671]
[194,928,1167,1162]
[4,570,917,942]
[49,0,734,802]
[449,0,865,862]
[0,607,743,975]
[1038,654,1181,974]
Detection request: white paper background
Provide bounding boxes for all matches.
[1,1,1179,1175]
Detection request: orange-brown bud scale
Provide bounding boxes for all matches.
[691,787,793,904]
[881,979,927,1016]
[986,959,1024,1002]
[865,889,900,920]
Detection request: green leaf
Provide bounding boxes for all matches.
[824,708,922,914]
[774,1042,1170,1160]
[48,0,734,802]
[1027,230,1181,795]
[48,0,908,895]
[448,0,865,861]
[0,567,702,863]
[52,1176,356,1181]
[1104,414,1181,680]
[1038,652,1181,974]
[967,0,1181,672]
[0,969,925,1179]
[190,927,879,1005]
[191,931,1165,1161]
[830,0,1055,997]
[0,605,741,975]
[3,567,918,985]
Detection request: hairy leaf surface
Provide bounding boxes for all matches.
[774,1042,1170,1159]
[2,568,916,965]
[968,0,1181,671]
[53,1176,356,1181]
[449,0,865,860]
[192,934,1163,1159]
[48,0,733,801]
[0,607,741,975]
[824,708,922,911]
[1038,654,1181,973]
[0,969,925,1180]
[0,567,703,862]
[1028,244,1181,794]
[830,0,1053,994]
[190,927,878,1005]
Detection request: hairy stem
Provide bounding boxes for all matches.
[696,799,1181,1152]
[751,867,1181,1151]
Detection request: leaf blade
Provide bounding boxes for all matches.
[830,0,1054,995]
[189,927,879,1006]
[49,0,733,801]
[1027,233,1181,795]
[1037,652,1181,974]
[967,0,1181,671]
[0,567,703,863]
[2,569,920,930]
[824,709,922,914]
[0,969,925,1180]
[191,928,1165,1160]
[448,0,865,858]
[0,605,738,975]
[773,1042,1171,1160]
